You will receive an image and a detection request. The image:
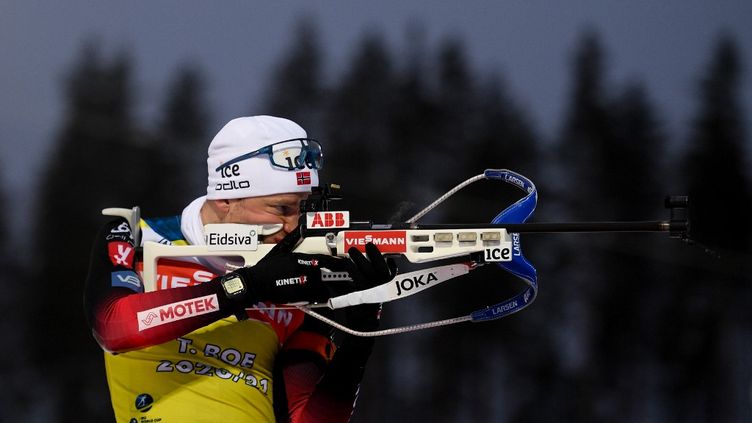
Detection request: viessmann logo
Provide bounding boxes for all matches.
[343,231,407,253]
[137,294,218,331]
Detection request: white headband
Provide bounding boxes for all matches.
[206,116,319,199]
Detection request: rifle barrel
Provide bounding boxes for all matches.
[415,221,687,234]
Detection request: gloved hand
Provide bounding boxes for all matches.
[345,243,398,331]
[227,252,356,306]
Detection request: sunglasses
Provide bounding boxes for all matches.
[215,138,323,172]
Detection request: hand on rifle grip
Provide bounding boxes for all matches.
[345,243,398,331]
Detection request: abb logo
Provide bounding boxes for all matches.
[137,294,219,331]
[306,211,350,229]
[343,231,407,253]
[108,241,134,268]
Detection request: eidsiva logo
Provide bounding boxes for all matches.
[135,393,154,412]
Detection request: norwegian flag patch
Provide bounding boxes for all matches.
[296,171,311,185]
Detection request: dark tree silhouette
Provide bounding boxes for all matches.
[324,31,397,218]
[30,41,143,421]
[261,16,325,135]
[152,63,211,215]
[665,34,752,423]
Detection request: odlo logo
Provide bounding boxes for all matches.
[135,393,154,412]
[395,272,438,296]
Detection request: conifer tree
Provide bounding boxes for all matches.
[666,34,752,422]
[261,16,325,134]
[30,41,140,421]
[557,30,616,218]
[152,63,211,215]
[682,36,751,253]
[324,32,396,218]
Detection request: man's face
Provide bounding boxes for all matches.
[221,192,308,244]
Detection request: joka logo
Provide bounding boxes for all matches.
[296,171,311,185]
[343,231,407,253]
[306,211,350,229]
[108,241,134,268]
[135,393,154,412]
[137,294,219,331]
[395,271,438,296]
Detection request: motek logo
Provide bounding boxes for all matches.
[137,294,218,331]
[343,231,407,253]
[395,271,438,296]
[306,211,350,229]
[108,241,134,268]
[276,275,307,287]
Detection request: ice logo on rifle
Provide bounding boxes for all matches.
[135,393,154,412]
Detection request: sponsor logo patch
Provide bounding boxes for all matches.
[204,224,259,251]
[108,241,134,268]
[343,231,407,253]
[275,275,307,287]
[297,258,319,266]
[135,393,154,412]
[111,270,142,291]
[395,271,438,296]
[137,294,219,331]
[483,246,512,262]
[215,180,251,191]
[306,211,350,229]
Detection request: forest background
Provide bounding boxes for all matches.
[0,11,750,423]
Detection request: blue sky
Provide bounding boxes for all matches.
[1,1,750,248]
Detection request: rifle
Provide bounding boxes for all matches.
[103,169,690,336]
